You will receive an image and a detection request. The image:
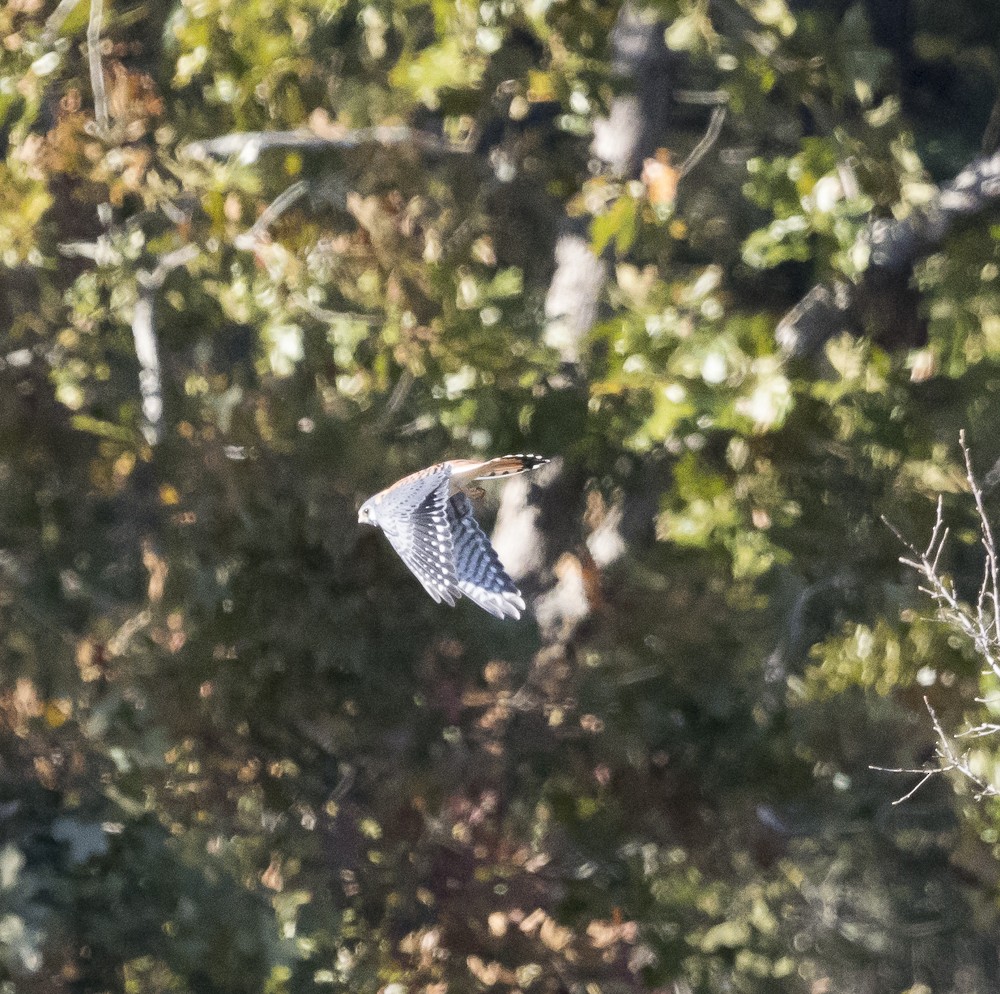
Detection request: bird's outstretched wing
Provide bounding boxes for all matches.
[446,492,526,619]
[380,473,461,605]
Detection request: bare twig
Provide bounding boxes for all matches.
[288,297,380,326]
[183,127,463,166]
[871,697,998,803]
[234,181,309,252]
[85,0,176,442]
[961,429,1000,649]
[85,0,114,235]
[678,105,727,179]
[377,371,415,428]
[957,723,1000,739]
[889,486,1000,683]
[764,574,846,684]
[926,696,998,800]
[86,0,110,141]
[252,180,308,237]
[889,769,939,806]
[878,434,1000,803]
[132,245,199,445]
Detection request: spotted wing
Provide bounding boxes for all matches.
[379,469,461,606]
[447,492,526,620]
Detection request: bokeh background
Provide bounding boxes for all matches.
[2,0,1000,991]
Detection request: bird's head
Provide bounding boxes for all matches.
[358,499,376,526]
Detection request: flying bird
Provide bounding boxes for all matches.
[358,455,549,619]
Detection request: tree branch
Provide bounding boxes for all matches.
[878,435,1000,803]
[678,105,727,179]
[183,126,465,165]
[778,148,1000,359]
[233,180,309,251]
[87,0,110,139]
[133,245,199,445]
[494,2,677,641]
[871,697,998,804]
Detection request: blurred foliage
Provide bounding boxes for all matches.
[2,0,1000,992]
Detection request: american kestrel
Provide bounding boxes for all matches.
[358,455,549,619]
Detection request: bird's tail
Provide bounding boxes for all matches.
[471,454,550,481]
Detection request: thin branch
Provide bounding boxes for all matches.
[130,291,162,445]
[330,766,356,804]
[86,0,110,141]
[926,696,998,800]
[870,763,939,776]
[957,723,1000,739]
[888,477,1000,680]
[288,297,380,326]
[85,0,178,444]
[678,105,727,179]
[183,127,464,166]
[764,574,844,683]
[378,371,415,429]
[234,181,309,252]
[961,429,1000,647]
[252,180,308,237]
[85,0,114,234]
[891,770,940,806]
[132,245,199,445]
[869,697,995,804]
[883,442,1000,804]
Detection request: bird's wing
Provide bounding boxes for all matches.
[448,453,550,487]
[380,469,462,606]
[446,492,525,619]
